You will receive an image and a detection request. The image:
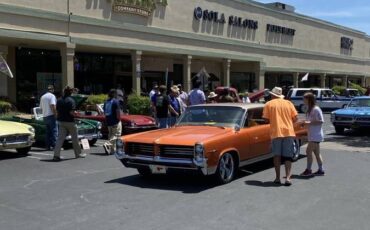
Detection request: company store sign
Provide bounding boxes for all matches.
[194,7,295,36]
[194,7,258,30]
[112,0,167,17]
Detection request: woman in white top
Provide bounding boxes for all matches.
[300,92,325,176]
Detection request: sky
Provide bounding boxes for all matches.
[254,0,370,35]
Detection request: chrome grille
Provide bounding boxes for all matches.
[160,145,194,159]
[0,134,29,144]
[335,116,352,121]
[78,128,95,135]
[355,117,370,121]
[127,143,154,156]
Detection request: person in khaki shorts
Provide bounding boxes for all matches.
[263,87,298,186]
[103,89,122,155]
[53,86,86,161]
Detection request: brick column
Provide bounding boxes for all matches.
[131,50,142,95]
[321,73,326,88]
[183,55,192,92]
[222,59,231,87]
[61,43,76,88]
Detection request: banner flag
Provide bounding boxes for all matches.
[0,55,14,78]
[301,73,309,82]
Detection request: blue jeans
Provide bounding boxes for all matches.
[169,116,177,127]
[158,118,168,129]
[44,115,57,148]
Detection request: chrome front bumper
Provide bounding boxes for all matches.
[115,152,210,175]
[65,132,102,141]
[0,139,34,150]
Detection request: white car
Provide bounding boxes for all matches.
[287,88,349,112]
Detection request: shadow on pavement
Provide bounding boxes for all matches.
[325,131,370,148]
[105,173,218,194]
[245,180,282,187]
[0,151,27,161]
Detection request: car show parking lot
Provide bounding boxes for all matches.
[1,114,370,230]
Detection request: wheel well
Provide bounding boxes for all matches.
[226,151,240,168]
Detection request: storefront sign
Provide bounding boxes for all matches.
[193,7,258,30]
[266,24,295,36]
[112,0,167,17]
[341,37,353,50]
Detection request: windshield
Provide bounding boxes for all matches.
[348,99,370,107]
[177,106,245,128]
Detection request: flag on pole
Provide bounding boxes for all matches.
[301,73,309,82]
[0,55,13,78]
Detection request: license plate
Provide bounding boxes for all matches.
[149,165,167,174]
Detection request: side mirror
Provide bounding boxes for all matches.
[234,124,241,132]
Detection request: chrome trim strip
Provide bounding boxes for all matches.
[239,153,273,167]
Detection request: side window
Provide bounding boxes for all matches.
[295,90,306,97]
[245,108,265,128]
[287,90,293,99]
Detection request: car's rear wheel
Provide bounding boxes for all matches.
[215,152,236,184]
[16,146,31,155]
[137,167,152,177]
[292,139,301,162]
[335,126,345,134]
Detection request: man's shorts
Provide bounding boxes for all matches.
[271,137,295,158]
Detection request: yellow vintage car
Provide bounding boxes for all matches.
[0,120,35,154]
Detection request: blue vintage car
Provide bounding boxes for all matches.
[331,96,370,134]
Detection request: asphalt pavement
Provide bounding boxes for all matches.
[1,114,370,230]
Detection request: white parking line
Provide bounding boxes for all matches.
[27,156,42,160]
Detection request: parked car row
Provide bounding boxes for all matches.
[0,94,158,153]
[331,96,370,134]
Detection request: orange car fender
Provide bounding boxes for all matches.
[207,147,240,169]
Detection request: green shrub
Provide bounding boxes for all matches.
[86,94,107,105]
[332,85,346,95]
[349,82,366,94]
[127,94,151,115]
[0,100,12,114]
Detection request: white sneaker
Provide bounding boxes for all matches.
[103,143,110,155]
[76,153,87,158]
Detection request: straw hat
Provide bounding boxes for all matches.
[269,87,285,98]
[208,92,218,98]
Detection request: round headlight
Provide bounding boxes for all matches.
[195,144,204,154]
[115,139,125,160]
[97,122,102,130]
[130,121,136,127]
[28,127,35,134]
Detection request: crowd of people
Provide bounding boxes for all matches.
[149,80,252,128]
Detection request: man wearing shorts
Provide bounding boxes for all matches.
[263,87,298,186]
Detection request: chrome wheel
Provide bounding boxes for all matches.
[292,139,300,162]
[216,153,235,184]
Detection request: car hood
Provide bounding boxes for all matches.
[123,125,232,145]
[0,120,33,136]
[333,107,370,116]
[121,115,155,126]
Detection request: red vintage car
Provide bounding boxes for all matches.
[72,95,157,135]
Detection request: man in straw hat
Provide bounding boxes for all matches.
[207,92,218,103]
[262,87,298,186]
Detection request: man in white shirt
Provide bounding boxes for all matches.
[40,85,58,150]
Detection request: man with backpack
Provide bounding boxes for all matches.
[103,89,122,155]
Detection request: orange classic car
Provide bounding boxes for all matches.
[115,103,307,184]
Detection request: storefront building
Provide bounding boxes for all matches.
[1,0,370,107]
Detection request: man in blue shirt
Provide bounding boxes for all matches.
[189,80,206,105]
[103,89,122,155]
